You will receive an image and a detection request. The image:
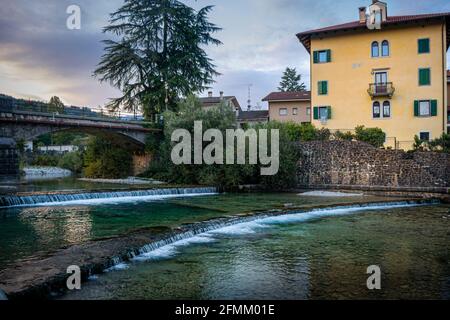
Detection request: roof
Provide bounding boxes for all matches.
[297,12,450,53]
[262,91,311,102]
[199,96,241,110]
[237,110,269,121]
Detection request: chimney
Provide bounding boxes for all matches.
[208,91,213,98]
[359,7,367,24]
[220,91,224,99]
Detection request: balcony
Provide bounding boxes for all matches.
[368,82,395,99]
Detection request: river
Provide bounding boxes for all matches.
[0,178,449,300]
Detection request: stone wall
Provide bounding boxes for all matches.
[296,141,450,189]
[132,153,152,176]
[0,138,19,178]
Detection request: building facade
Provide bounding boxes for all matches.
[297,1,449,149]
[262,91,311,124]
[199,91,242,116]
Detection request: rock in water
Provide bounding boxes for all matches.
[0,289,8,300]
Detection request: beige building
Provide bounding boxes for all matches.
[262,91,311,124]
[199,91,242,116]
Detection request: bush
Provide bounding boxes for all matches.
[58,151,84,174]
[354,126,386,148]
[415,133,450,153]
[144,96,300,190]
[298,123,317,141]
[32,154,59,167]
[334,130,354,141]
[83,137,132,179]
[314,128,331,141]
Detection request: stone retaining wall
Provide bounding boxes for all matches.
[0,138,19,178]
[296,141,450,189]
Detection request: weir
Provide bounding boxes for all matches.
[105,200,433,270]
[0,187,218,208]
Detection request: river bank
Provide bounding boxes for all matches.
[0,198,438,300]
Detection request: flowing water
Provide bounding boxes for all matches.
[61,204,450,300]
[0,180,449,300]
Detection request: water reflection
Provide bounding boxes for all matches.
[19,206,93,245]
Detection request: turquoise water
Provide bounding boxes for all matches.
[62,204,450,300]
[0,192,386,270]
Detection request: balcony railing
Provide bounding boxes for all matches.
[368,82,395,99]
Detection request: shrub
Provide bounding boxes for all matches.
[354,126,386,148]
[83,137,132,178]
[32,154,59,167]
[427,133,450,153]
[314,128,331,141]
[298,123,317,141]
[58,151,84,174]
[334,130,354,141]
[144,96,300,190]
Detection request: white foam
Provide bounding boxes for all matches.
[133,235,217,261]
[130,201,422,264]
[299,191,363,197]
[104,262,129,272]
[30,193,217,207]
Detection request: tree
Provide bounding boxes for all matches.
[48,96,65,113]
[278,67,306,92]
[94,0,222,121]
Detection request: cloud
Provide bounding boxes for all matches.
[0,0,449,109]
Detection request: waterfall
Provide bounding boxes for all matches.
[0,187,218,208]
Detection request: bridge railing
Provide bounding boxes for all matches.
[0,103,146,123]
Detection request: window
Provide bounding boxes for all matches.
[414,100,437,117]
[381,40,389,56]
[383,101,391,118]
[371,41,379,57]
[313,50,331,63]
[419,68,431,86]
[373,102,381,118]
[318,81,328,95]
[306,107,311,116]
[279,108,288,116]
[418,38,430,54]
[293,108,298,115]
[419,132,430,141]
[319,107,330,120]
[313,106,331,120]
[418,101,431,116]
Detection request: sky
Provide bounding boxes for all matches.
[0,0,449,111]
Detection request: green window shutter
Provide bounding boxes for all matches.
[323,81,328,94]
[418,39,430,54]
[313,107,319,120]
[313,51,319,64]
[430,100,438,116]
[419,69,430,85]
[318,81,322,95]
[326,50,332,62]
[414,100,419,117]
[327,106,332,119]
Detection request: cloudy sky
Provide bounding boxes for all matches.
[1,0,449,111]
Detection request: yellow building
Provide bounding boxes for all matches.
[262,91,311,124]
[296,1,450,149]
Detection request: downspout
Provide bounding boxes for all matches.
[442,20,446,133]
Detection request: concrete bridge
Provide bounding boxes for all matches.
[0,107,161,178]
[0,107,160,147]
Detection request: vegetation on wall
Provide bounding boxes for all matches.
[354,126,386,148]
[414,133,450,153]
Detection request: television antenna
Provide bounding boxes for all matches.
[247,84,253,110]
